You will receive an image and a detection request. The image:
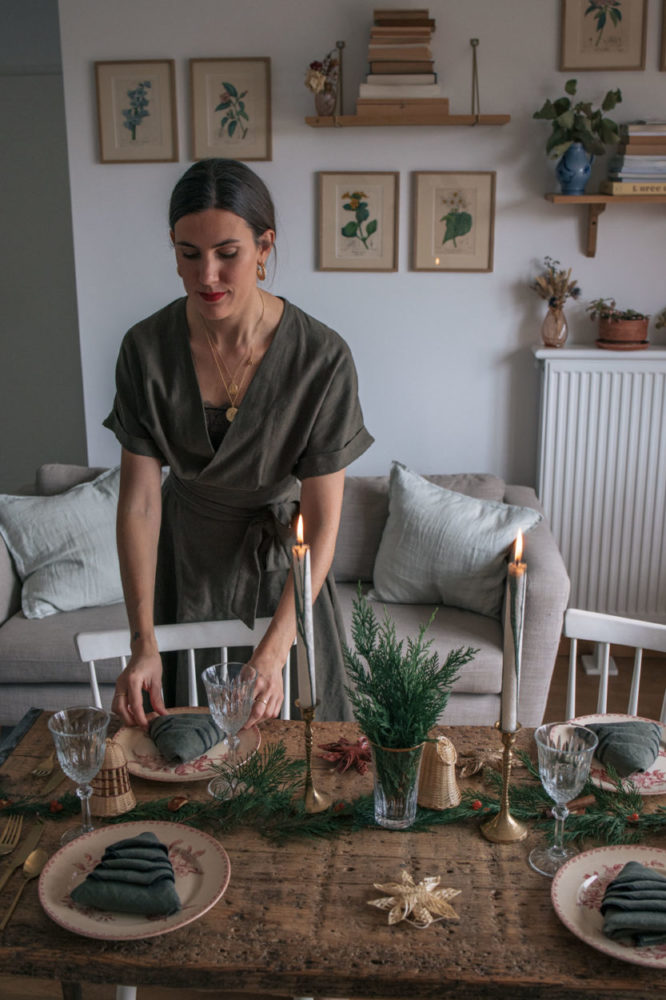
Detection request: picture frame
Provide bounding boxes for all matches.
[411,171,495,273]
[560,0,647,71]
[661,0,666,70]
[190,58,271,161]
[318,172,399,272]
[94,60,178,163]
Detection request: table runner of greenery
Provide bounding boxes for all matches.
[1,741,664,845]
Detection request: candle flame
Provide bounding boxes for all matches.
[514,530,523,563]
[297,514,304,544]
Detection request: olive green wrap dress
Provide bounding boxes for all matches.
[104,297,374,718]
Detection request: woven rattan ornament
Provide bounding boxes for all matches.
[90,741,135,817]
[369,871,461,928]
[418,736,461,809]
[457,747,526,777]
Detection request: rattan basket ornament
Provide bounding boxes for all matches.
[90,740,136,817]
[417,736,461,810]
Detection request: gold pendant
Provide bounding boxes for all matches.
[226,406,238,422]
[230,383,239,393]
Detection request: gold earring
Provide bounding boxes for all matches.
[256,261,266,281]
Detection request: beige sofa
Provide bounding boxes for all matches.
[0,465,569,728]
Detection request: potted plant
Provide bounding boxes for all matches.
[586,298,650,350]
[531,256,581,348]
[533,79,622,195]
[343,591,475,829]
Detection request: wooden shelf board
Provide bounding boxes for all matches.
[545,193,666,204]
[305,113,510,127]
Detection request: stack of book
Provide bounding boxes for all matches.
[356,8,449,119]
[601,121,666,194]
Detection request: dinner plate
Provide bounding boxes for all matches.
[112,706,261,782]
[551,845,666,969]
[572,713,666,795]
[38,820,230,941]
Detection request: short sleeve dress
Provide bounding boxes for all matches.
[104,297,374,718]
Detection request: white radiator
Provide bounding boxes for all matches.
[535,348,666,623]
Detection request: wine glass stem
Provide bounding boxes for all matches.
[77,784,93,832]
[551,803,569,855]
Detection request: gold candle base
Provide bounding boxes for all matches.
[295,699,331,814]
[481,726,528,843]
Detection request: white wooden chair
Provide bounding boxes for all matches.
[75,618,292,1000]
[563,608,666,722]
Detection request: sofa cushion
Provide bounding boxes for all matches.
[36,463,108,496]
[0,467,123,619]
[370,462,542,620]
[333,471,506,583]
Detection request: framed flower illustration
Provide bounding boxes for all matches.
[411,171,495,273]
[318,172,399,272]
[560,0,647,71]
[190,58,272,161]
[94,60,178,163]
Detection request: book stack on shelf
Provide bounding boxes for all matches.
[601,121,666,195]
[356,8,449,119]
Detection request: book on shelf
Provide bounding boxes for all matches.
[371,26,434,37]
[359,82,442,98]
[371,17,435,26]
[617,132,666,145]
[365,73,437,84]
[600,179,666,194]
[356,97,450,114]
[617,142,666,155]
[369,60,435,73]
[609,156,666,173]
[621,121,666,135]
[374,8,433,20]
[368,45,433,60]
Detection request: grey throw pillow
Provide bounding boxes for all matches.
[371,462,542,620]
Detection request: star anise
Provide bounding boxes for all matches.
[318,736,371,774]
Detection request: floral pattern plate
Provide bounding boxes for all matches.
[112,707,261,782]
[551,845,666,969]
[572,713,666,795]
[38,820,230,941]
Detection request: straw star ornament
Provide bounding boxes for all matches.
[368,871,461,928]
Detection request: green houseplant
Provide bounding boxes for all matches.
[587,298,650,349]
[533,79,622,195]
[343,591,475,829]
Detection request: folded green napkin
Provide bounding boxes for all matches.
[149,712,223,764]
[601,861,666,947]
[70,832,181,916]
[586,720,661,778]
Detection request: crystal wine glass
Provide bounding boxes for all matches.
[47,706,110,845]
[528,722,598,877]
[202,662,257,798]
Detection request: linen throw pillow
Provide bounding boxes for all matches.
[0,467,123,619]
[371,462,542,620]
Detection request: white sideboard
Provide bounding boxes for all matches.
[534,347,666,623]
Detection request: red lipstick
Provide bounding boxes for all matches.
[200,292,226,303]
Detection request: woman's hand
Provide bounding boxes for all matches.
[240,654,285,730]
[112,651,167,730]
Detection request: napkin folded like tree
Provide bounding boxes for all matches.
[70,832,181,916]
[586,720,661,778]
[601,861,666,947]
[149,712,223,764]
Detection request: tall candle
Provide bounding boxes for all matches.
[292,514,316,710]
[500,530,527,733]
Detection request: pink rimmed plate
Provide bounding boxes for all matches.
[572,713,666,795]
[112,706,260,782]
[38,820,230,940]
[551,845,666,969]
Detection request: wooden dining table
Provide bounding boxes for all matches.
[0,711,665,1000]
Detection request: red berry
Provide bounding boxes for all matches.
[628,811,639,823]
[49,800,64,813]
[471,799,483,811]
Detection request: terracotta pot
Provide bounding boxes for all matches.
[598,316,649,346]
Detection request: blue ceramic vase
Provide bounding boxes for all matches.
[556,142,593,195]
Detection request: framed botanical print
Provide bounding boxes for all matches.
[560,0,647,71]
[318,172,399,272]
[411,171,495,273]
[661,0,666,70]
[94,60,178,163]
[190,58,272,161]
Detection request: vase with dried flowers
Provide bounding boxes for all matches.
[531,256,581,348]
[305,49,339,117]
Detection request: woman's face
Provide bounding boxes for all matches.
[171,208,273,324]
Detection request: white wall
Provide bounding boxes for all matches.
[58,0,666,484]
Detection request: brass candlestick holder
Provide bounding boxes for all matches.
[481,725,528,843]
[295,698,331,814]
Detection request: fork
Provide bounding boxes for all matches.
[0,814,23,856]
[30,749,56,778]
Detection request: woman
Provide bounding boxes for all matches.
[105,159,373,730]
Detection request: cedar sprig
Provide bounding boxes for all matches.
[343,590,476,749]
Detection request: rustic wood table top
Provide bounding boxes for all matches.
[0,713,665,1000]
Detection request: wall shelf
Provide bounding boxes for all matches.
[544,193,666,258]
[305,112,511,128]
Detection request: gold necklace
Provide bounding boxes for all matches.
[203,292,265,422]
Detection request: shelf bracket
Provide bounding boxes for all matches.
[585,203,606,257]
